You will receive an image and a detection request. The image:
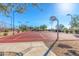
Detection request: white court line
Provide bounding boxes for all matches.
[13,34,22,40]
[39,32,47,40]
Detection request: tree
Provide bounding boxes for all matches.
[40,24,47,31]
[58,24,65,32]
[70,15,79,29]
[0,3,42,35]
[19,24,28,32]
[0,21,7,32]
[0,4,9,16]
[67,14,79,33]
[33,26,40,31]
[63,28,68,33]
[70,15,79,33]
[0,3,41,16]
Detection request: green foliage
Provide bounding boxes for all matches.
[40,24,47,30]
[19,24,28,32]
[0,4,9,16]
[3,32,8,36]
[58,24,65,32]
[70,15,79,30]
[0,3,41,22]
[33,26,40,31]
[0,3,40,16]
[4,29,9,32]
[28,24,47,31]
[63,28,68,33]
[69,15,79,33]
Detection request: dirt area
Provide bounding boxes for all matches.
[0,31,20,38]
[44,40,79,56]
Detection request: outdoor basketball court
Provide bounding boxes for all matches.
[0,31,79,43]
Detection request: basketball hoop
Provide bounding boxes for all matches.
[50,16,57,21]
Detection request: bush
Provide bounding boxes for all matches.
[4,29,9,32]
[3,32,8,36]
[70,30,73,33]
[75,30,79,34]
[17,30,20,33]
[66,30,68,33]
[21,29,25,32]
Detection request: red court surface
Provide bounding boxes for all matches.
[0,31,56,43]
[0,31,79,43]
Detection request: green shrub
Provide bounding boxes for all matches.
[4,29,9,32]
[3,32,8,36]
[70,30,73,33]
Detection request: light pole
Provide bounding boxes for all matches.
[12,10,15,35]
[67,14,73,33]
[10,6,15,35]
[44,16,59,56]
[10,16,12,32]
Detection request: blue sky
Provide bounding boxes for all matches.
[0,3,79,29]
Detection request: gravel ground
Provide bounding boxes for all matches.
[44,40,79,56]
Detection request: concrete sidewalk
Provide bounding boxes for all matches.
[0,41,55,56]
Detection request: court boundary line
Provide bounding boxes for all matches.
[39,32,47,40]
